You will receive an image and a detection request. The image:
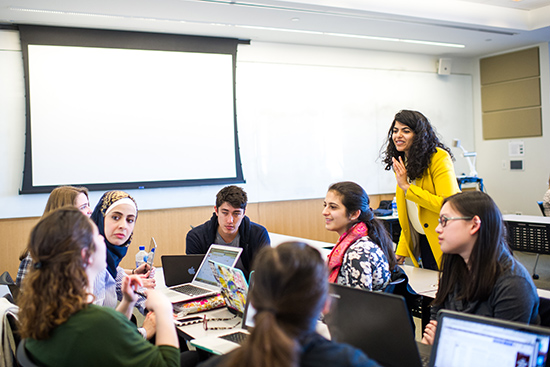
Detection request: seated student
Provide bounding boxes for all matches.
[198,242,381,367]
[543,173,550,216]
[18,207,180,367]
[17,185,93,286]
[186,185,270,278]
[422,191,540,345]
[323,182,397,291]
[90,191,156,339]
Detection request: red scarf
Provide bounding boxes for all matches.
[327,222,368,283]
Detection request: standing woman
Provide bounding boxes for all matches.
[323,182,397,291]
[422,191,539,345]
[17,185,92,286]
[381,110,460,270]
[198,242,381,367]
[18,207,179,366]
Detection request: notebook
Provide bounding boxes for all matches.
[325,283,431,367]
[161,254,205,287]
[209,260,249,316]
[161,244,242,303]
[430,310,550,367]
[190,273,256,355]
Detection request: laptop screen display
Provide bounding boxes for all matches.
[194,246,241,287]
[433,314,550,367]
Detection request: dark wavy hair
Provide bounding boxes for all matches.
[434,191,511,305]
[328,181,397,271]
[216,185,248,210]
[381,110,453,180]
[18,207,95,340]
[223,242,327,367]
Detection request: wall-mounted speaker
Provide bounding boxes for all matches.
[437,58,452,75]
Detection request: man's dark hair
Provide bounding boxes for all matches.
[216,185,247,210]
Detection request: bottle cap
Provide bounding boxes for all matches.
[150,247,156,253]
[139,246,145,251]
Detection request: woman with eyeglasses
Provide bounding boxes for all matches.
[421,191,539,345]
[381,110,460,270]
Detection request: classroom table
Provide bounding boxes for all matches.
[269,232,334,258]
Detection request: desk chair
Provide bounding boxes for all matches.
[384,267,421,331]
[538,201,546,216]
[0,299,19,366]
[17,339,39,367]
[527,203,546,280]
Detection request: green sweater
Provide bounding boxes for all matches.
[26,304,180,367]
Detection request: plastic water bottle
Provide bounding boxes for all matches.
[135,246,148,268]
[147,247,156,267]
[392,197,398,217]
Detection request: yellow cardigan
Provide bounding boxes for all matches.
[394,148,460,269]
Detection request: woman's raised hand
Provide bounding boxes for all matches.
[392,156,411,193]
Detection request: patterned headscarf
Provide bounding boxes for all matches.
[90,191,138,279]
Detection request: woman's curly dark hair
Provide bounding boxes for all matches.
[381,110,453,180]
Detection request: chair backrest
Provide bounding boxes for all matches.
[0,298,19,367]
[538,201,546,216]
[17,339,40,367]
[383,276,406,294]
[384,267,421,326]
[539,297,550,327]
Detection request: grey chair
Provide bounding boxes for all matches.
[384,267,421,331]
[538,201,546,216]
[17,339,40,367]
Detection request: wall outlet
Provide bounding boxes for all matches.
[501,160,507,170]
[515,211,522,215]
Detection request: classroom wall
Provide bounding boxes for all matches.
[0,29,475,220]
[472,42,550,216]
[0,194,400,277]
[0,28,480,276]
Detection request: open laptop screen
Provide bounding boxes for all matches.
[432,310,550,367]
[194,245,242,287]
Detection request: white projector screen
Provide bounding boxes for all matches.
[19,25,245,194]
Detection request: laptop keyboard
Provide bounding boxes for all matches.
[220,331,248,344]
[172,284,211,296]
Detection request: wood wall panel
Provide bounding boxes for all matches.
[0,194,395,277]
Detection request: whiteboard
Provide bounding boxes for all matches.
[236,62,473,202]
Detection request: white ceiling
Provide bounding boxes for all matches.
[1,0,550,57]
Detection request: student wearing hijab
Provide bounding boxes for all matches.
[17,185,92,286]
[90,191,154,339]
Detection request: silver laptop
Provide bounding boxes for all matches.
[162,244,242,303]
[430,310,550,367]
[190,273,256,355]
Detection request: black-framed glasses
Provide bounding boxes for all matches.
[438,215,473,228]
